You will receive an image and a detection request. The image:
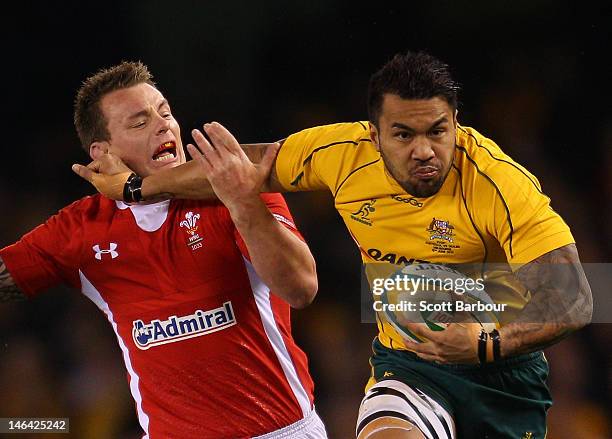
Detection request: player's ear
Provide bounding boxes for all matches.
[89,141,110,161]
[369,122,381,152]
[453,109,458,127]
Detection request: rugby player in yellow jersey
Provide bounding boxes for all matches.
[74,52,592,439]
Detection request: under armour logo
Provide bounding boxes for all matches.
[93,243,119,260]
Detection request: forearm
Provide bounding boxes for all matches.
[499,323,570,357]
[228,198,317,309]
[141,160,214,200]
[0,255,26,302]
[499,243,592,357]
[140,143,283,201]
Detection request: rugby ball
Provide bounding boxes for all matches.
[375,263,500,343]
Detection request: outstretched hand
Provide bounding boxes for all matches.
[187,122,279,210]
[72,153,133,201]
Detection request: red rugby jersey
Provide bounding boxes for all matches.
[0,193,315,439]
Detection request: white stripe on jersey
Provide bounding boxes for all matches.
[243,258,312,417]
[79,271,151,438]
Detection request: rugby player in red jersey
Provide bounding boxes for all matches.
[0,62,328,439]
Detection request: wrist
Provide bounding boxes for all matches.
[226,196,267,226]
[497,326,516,358]
[477,327,503,364]
[140,175,155,200]
[489,329,501,361]
[477,328,488,364]
[123,173,144,203]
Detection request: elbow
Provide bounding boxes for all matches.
[574,303,593,330]
[576,288,594,329]
[565,290,593,331]
[288,276,318,310]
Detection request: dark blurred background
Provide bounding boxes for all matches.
[1,1,610,438]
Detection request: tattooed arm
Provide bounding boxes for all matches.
[0,255,26,302]
[499,243,593,357]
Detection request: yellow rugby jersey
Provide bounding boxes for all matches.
[275,121,575,350]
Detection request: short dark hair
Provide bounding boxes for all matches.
[367,51,460,125]
[74,61,155,151]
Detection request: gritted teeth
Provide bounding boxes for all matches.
[153,141,177,161]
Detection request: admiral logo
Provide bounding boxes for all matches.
[132,302,236,350]
[180,211,203,250]
[350,199,376,226]
[391,195,423,208]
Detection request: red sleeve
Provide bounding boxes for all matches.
[0,202,84,297]
[234,193,305,260]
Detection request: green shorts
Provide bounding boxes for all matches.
[370,337,552,439]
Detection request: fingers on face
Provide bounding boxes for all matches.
[87,161,102,173]
[71,164,94,182]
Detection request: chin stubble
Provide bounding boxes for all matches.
[380,149,450,198]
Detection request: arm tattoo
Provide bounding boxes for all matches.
[501,243,593,356]
[0,255,26,302]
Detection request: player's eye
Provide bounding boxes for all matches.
[429,128,445,137]
[132,121,146,128]
[396,131,412,140]
[162,112,172,119]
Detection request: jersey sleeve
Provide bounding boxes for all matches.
[0,203,83,297]
[275,122,371,193]
[487,167,575,267]
[233,193,304,260]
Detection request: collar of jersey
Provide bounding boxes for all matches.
[115,200,170,232]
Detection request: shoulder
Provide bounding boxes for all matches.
[454,125,543,198]
[278,121,379,191]
[285,121,376,159]
[287,121,371,145]
[52,194,110,222]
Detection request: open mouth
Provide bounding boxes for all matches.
[152,141,177,162]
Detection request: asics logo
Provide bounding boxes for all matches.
[93,243,119,260]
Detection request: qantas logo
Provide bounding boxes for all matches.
[93,243,119,260]
[132,302,236,350]
[367,248,430,265]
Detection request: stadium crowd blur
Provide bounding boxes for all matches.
[1,2,609,438]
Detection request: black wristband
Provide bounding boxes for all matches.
[478,329,488,364]
[490,329,501,362]
[123,173,144,203]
